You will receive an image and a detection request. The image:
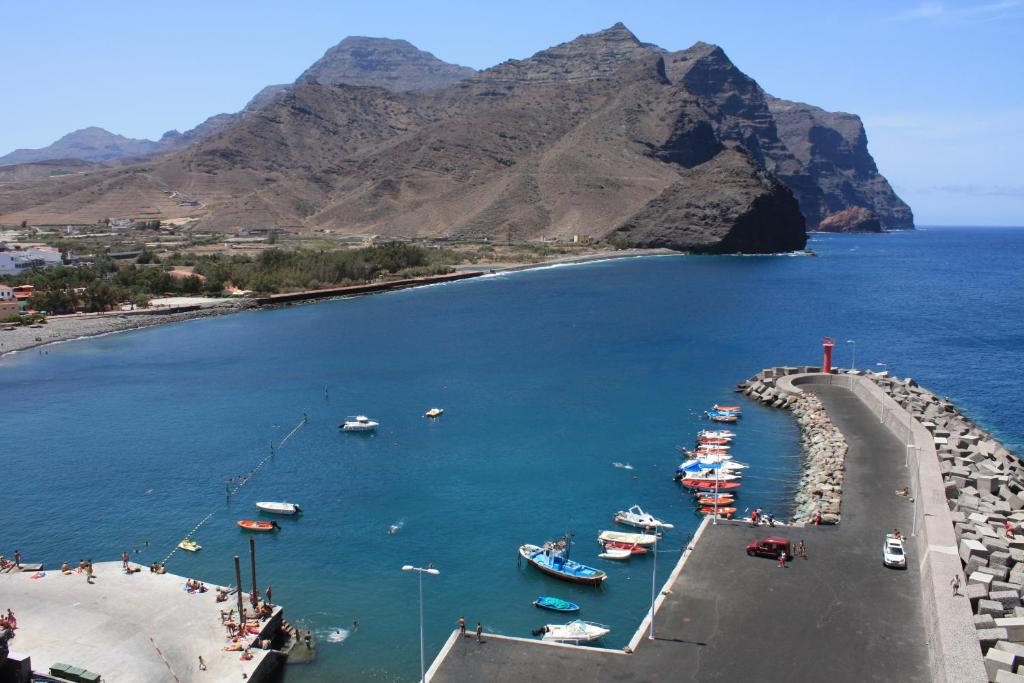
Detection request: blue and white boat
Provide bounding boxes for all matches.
[533,596,581,613]
[519,536,607,585]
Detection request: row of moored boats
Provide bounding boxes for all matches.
[674,405,745,517]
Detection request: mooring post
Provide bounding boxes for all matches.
[234,555,245,632]
[249,537,259,609]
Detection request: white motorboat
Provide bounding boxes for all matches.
[424,407,444,418]
[674,468,742,481]
[698,430,735,440]
[679,458,748,472]
[614,505,674,530]
[256,501,302,515]
[340,415,378,431]
[540,620,610,644]
[598,547,632,560]
[597,530,658,546]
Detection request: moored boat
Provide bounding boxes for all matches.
[613,504,674,530]
[697,496,735,506]
[713,405,742,414]
[256,501,302,515]
[534,596,580,613]
[340,415,379,431]
[700,506,737,515]
[678,478,742,491]
[601,542,648,554]
[707,412,739,423]
[178,539,201,552]
[598,547,632,560]
[237,520,280,532]
[697,437,731,446]
[679,458,747,472]
[519,539,607,585]
[699,429,736,439]
[597,530,658,546]
[539,620,610,644]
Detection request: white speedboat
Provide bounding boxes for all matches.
[340,415,378,431]
[256,501,302,515]
[598,547,632,560]
[699,430,735,440]
[540,620,610,644]
[679,458,748,472]
[424,408,444,418]
[597,530,658,546]
[614,505,674,530]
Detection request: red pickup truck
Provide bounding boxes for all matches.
[746,537,791,559]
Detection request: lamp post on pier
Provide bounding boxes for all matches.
[876,363,889,423]
[402,564,440,683]
[845,340,856,388]
[648,534,658,641]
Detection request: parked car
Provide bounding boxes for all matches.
[883,535,906,569]
[746,537,791,559]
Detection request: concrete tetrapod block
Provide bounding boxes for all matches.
[981,600,1009,617]
[991,591,1024,612]
[965,538,993,563]
[982,628,1012,651]
[974,572,998,590]
[987,648,1017,680]
[995,640,1024,658]
[996,618,1024,643]
[977,614,999,629]
[994,670,1024,683]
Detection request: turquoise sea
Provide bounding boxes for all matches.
[2,226,1022,681]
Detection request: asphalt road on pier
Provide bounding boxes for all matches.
[430,384,931,682]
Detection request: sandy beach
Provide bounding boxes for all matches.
[0,249,675,357]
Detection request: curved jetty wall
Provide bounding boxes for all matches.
[741,367,990,683]
[737,370,848,524]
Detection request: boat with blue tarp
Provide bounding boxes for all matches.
[533,596,581,612]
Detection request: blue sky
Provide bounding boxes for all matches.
[1,1,1021,225]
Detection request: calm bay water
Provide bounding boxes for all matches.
[2,226,1022,681]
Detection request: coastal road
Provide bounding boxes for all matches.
[430,384,931,681]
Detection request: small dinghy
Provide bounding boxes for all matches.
[237,520,280,532]
[597,530,658,547]
[614,505,674,530]
[178,539,201,552]
[707,412,738,423]
[256,501,302,515]
[713,404,742,414]
[539,620,610,644]
[340,415,378,431]
[602,542,648,555]
[697,496,735,506]
[534,596,580,613]
[598,547,632,560]
[680,458,747,472]
[698,437,732,445]
[424,408,444,418]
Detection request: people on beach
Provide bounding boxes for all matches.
[458,616,466,636]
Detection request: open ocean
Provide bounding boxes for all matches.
[2,226,1022,681]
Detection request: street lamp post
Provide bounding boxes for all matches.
[845,340,856,388]
[876,363,889,423]
[402,564,440,683]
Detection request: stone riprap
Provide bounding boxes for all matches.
[737,369,848,524]
[861,371,1024,679]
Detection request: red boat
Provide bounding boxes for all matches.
[237,520,280,532]
[713,405,741,413]
[698,437,731,446]
[601,542,648,555]
[679,479,741,491]
[700,506,737,515]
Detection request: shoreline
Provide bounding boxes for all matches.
[0,248,675,358]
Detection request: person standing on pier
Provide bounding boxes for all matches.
[476,622,484,643]
[458,616,466,637]
[13,550,20,568]
[121,551,130,570]
[265,585,272,606]
[798,540,807,559]
[951,574,961,595]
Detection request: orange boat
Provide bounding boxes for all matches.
[697,496,735,506]
[713,405,741,413]
[679,479,741,491]
[698,437,731,446]
[237,520,280,532]
[700,506,736,515]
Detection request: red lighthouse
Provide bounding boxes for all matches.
[822,337,835,373]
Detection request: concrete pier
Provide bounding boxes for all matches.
[427,375,986,682]
[0,561,282,682]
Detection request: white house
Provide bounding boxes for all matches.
[0,252,34,275]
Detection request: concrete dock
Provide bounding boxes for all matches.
[427,380,978,681]
[0,561,281,682]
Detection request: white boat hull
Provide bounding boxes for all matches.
[541,621,610,644]
[256,502,301,515]
[598,530,658,546]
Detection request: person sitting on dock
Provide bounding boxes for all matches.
[216,589,229,603]
[892,528,902,540]
[5,610,15,630]
[61,562,72,575]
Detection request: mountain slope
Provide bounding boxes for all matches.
[0,127,165,165]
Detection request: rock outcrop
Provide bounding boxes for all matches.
[816,206,884,233]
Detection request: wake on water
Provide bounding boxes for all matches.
[319,627,351,644]
[387,519,405,534]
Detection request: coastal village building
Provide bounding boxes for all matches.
[0,285,18,318]
[0,245,63,274]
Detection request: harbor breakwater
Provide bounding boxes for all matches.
[737,369,848,525]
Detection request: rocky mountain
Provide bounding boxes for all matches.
[1,38,474,168]
[297,36,475,91]
[0,127,165,166]
[0,23,911,251]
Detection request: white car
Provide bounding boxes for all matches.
[883,535,906,569]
